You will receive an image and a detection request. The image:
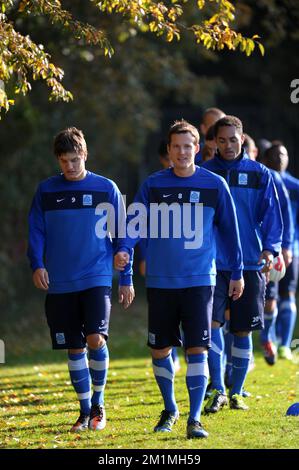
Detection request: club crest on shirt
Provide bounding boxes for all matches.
[83,194,93,205]
[238,173,248,185]
[189,191,200,203]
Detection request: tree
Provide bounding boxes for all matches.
[0,0,264,114]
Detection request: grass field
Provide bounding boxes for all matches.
[1,284,299,449]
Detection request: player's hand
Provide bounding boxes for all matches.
[139,260,146,277]
[118,285,135,309]
[258,250,274,273]
[114,251,129,271]
[282,248,293,269]
[33,268,49,290]
[228,278,244,301]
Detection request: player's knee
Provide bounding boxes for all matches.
[186,346,208,355]
[68,348,85,354]
[234,331,250,337]
[212,320,221,328]
[150,347,172,359]
[87,333,106,350]
[265,299,276,312]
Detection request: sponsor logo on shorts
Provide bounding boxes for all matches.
[148,332,156,345]
[56,332,66,345]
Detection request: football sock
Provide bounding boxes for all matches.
[89,343,109,406]
[152,354,178,413]
[230,335,252,397]
[186,353,209,422]
[171,347,179,364]
[261,307,278,343]
[68,351,91,415]
[208,328,225,393]
[223,322,233,386]
[277,295,297,347]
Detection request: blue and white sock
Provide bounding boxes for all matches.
[152,354,178,413]
[68,351,91,415]
[278,296,297,347]
[223,322,233,387]
[208,328,225,393]
[261,307,278,343]
[231,336,252,397]
[89,344,109,406]
[186,353,209,423]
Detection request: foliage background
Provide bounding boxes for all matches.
[0,0,299,358]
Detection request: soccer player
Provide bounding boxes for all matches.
[271,142,299,360]
[116,120,244,439]
[195,107,226,164]
[27,127,134,432]
[203,116,283,412]
[261,146,294,365]
[243,133,258,161]
[139,140,181,372]
[201,125,217,163]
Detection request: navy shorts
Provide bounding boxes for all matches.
[45,286,112,350]
[279,256,299,297]
[213,271,265,333]
[265,281,278,301]
[146,286,214,350]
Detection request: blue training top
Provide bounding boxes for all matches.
[203,150,283,271]
[270,170,294,250]
[281,171,299,257]
[119,166,243,289]
[28,171,132,294]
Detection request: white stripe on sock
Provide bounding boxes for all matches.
[186,361,209,378]
[232,346,251,359]
[77,391,91,400]
[68,357,88,371]
[153,365,174,381]
[89,359,109,371]
[93,385,105,392]
[211,341,222,355]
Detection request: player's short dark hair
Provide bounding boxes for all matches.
[214,115,243,137]
[54,127,87,157]
[168,119,199,145]
[263,144,285,171]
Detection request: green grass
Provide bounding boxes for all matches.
[1,284,299,449]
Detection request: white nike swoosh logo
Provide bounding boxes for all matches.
[57,198,65,202]
[189,385,203,391]
[73,377,86,384]
[163,194,172,198]
[202,336,209,341]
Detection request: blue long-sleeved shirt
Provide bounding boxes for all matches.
[281,171,299,257]
[119,166,243,288]
[203,150,283,271]
[270,170,294,250]
[28,171,132,293]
